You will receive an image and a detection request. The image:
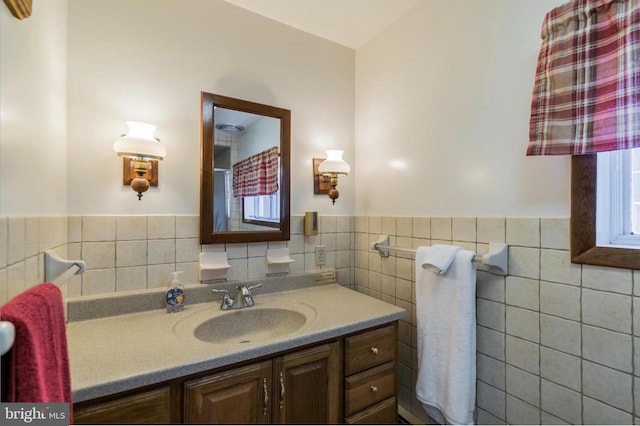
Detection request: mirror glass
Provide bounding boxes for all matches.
[200,92,290,244]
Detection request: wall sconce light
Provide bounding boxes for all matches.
[113,121,166,200]
[314,150,350,205]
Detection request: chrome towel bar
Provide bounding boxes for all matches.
[371,235,509,275]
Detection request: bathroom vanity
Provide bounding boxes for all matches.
[67,282,405,424]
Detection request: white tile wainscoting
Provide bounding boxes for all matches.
[0,215,354,301]
[353,216,640,425]
[1,215,639,424]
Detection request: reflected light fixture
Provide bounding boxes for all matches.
[316,150,350,205]
[113,121,166,200]
[215,123,245,134]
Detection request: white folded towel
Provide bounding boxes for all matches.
[420,244,461,274]
[415,245,477,425]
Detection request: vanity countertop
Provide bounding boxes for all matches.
[67,284,406,403]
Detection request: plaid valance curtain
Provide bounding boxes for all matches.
[528,0,640,155]
[232,146,279,197]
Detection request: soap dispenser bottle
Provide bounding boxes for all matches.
[165,271,185,313]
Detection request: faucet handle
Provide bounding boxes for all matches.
[237,283,262,307]
[211,288,233,309]
[247,283,262,293]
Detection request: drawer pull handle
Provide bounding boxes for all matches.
[263,378,269,416]
[279,372,285,410]
[371,385,378,393]
[370,347,379,354]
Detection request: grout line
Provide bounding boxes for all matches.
[537,218,543,423]
[503,216,508,422]
[632,270,636,420]
[579,261,585,424]
[537,271,543,423]
[535,218,544,425]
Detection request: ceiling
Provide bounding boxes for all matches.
[223,0,422,49]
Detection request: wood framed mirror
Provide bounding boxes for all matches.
[200,92,290,244]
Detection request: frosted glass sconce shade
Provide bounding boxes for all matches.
[317,150,350,175]
[315,150,350,205]
[113,121,166,160]
[113,121,166,200]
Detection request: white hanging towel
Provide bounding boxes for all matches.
[420,244,462,274]
[415,245,477,425]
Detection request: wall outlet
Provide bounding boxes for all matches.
[315,245,326,266]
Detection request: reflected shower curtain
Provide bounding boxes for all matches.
[214,170,229,232]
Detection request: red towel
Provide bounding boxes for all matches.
[1,283,72,408]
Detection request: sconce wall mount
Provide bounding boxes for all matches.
[113,121,166,200]
[313,150,350,205]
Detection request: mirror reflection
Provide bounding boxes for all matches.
[200,92,290,244]
[213,108,281,232]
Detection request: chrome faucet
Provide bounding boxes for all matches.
[211,283,262,310]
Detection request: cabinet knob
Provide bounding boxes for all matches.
[370,347,379,354]
[371,385,378,393]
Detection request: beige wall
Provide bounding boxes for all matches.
[354,0,569,217]
[66,0,355,216]
[0,0,68,216]
[0,0,357,301]
[1,0,356,217]
[352,1,640,423]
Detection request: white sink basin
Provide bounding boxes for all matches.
[174,302,317,345]
[195,308,307,344]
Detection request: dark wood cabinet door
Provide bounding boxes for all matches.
[272,341,342,424]
[184,361,272,424]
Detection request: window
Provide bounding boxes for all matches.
[596,148,640,247]
[631,149,640,234]
[242,192,280,228]
[571,154,640,269]
[239,153,281,229]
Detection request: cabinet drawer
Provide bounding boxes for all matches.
[345,397,397,424]
[345,362,395,416]
[345,324,395,375]
[74,387,171,425]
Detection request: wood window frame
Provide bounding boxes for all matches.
[571,154,640,269]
